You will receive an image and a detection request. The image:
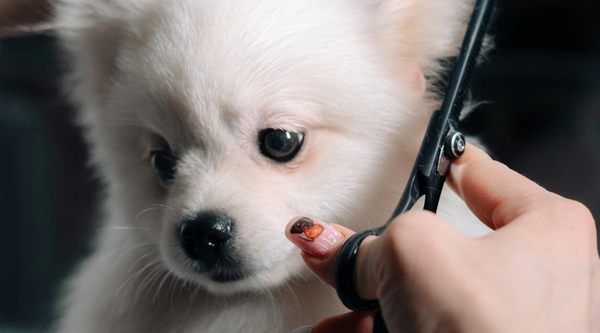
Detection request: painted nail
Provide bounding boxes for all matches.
[286,217,345,259]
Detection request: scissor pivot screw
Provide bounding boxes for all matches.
[445,131,465,158]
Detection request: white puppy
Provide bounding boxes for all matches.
[53,0,490,332]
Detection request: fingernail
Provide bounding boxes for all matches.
[286,217,345,259]
[291,325,314,333]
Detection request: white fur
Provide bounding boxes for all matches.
[53,0,490,332]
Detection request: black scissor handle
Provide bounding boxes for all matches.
[334,228,382,312]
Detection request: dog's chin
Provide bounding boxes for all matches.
[165,253,307,295]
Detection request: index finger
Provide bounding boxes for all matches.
[447,144,555,230]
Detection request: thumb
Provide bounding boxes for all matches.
[285,216,355,287]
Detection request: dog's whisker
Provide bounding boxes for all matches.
[250,228,284,243]
[96,226,150,232]
[112,242,159,268]
[145,267,168,299]
[150,270,170,306]
[151,204,188,219]
[283,281,303,319]
[114,259,162,299]
[261,285,278,321]
[288,261,310,285]
[183,284,202,319]
[178,277,188,303]
[153,272,173,305]
[150,203,178,211]
[272,287,284,325]
[134,264,166,303]
[94,242,157,266]
[135,207,167,220]
[127,252,157,273]
[317,276,339,302]
[136,204,187,221]
[168,274,180,313]
[298,264,338,302]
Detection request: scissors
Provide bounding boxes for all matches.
[333,0,496,331]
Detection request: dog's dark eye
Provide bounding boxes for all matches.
[258,129,304,162]
[150,150,177,184]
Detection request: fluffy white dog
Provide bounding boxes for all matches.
[53,0,490,331]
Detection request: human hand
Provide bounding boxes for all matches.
[286,144,600,333]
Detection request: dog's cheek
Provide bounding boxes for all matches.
[292,132,412,231]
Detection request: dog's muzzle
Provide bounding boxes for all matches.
[179,212,246,282]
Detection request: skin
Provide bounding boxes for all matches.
[292,144,600,333]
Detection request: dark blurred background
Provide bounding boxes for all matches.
[0,0,599,331]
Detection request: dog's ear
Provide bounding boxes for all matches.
[379,0,474,58]
[362,0,477,85]
[55,0,133,99]
[0,0,54,37]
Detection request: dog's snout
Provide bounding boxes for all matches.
[180,212,234,264]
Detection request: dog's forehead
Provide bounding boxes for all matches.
[122,0,379,145]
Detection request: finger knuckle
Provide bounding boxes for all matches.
[562,199,596,233]
[383,211,447,261]
[386,212,435,243]
[535,197,597,253]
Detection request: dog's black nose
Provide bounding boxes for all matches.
[180,212,234,267]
